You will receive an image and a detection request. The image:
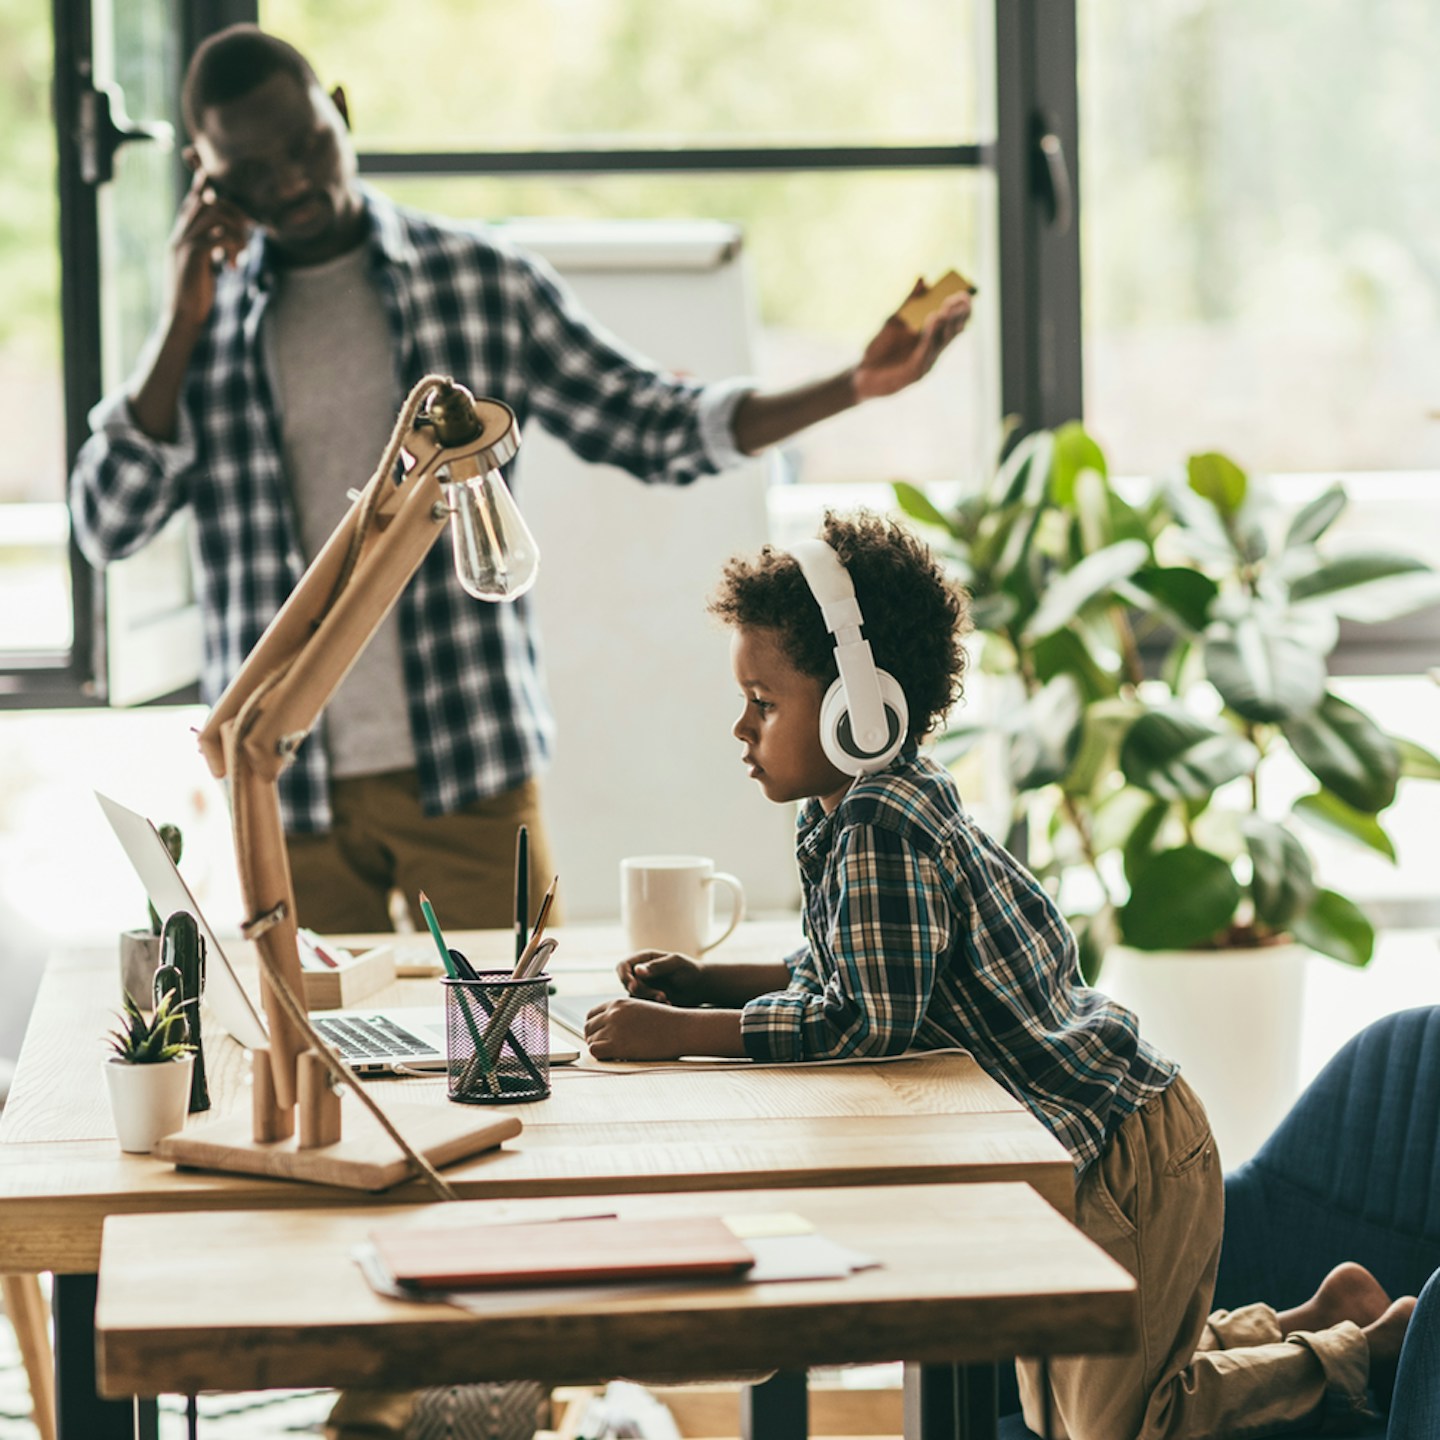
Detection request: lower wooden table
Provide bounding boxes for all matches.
[96,1182,1137,1440]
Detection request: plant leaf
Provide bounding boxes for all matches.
[1062,698,1142,797]
[966,590,1019,634]
[1282,693,1400,813]
[1119,708,1259,800]
[1006,674,1085,791]
[1031,628,1121,705]
[1119,845,1242,950]
[1049,423,1109,507]
[1122,798,1174,890]
[1023,539,1150,640]
[1204,614,1328,723]
[1395,735,1440,781]
[1127,567,1219,635]
[1289,552,1439,623]
[1241,815,1316,931]
[892,481,954,535]
[1165,479,1239,564]
[1283,484,1347,550]
[1187,452,1248,516]
[1292,791,1398,861]
[992,429,1055,508]
[1290,889,1375,967]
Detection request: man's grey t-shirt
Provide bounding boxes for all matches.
[266,243,418,781]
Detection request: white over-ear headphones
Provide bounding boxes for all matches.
[789,538,909,776]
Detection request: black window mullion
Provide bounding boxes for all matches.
[9,0,109,709]
[995,0,1083,443]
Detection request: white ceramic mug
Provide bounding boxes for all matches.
[620,855,746,956]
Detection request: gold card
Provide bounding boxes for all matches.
[897,268,977,331]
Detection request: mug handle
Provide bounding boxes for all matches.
[699,872,746,954]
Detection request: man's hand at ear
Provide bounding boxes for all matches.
[168,163,252,333]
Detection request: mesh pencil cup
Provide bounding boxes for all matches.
[443,971,551,1104]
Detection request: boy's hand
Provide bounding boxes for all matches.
[584,998,685,1061]
[617,951,708,1006]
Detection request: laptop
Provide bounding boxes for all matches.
[97,791,456,1075]
[548,991,621,1041]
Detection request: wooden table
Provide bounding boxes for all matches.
[95,1183,1136,1440]
[0,922,1075,1439]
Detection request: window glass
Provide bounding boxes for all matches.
[98,0,180,391]
[262,0,987,148]
[1079,0,1440,477]
[375,169,999,489]
[0,6,69,651]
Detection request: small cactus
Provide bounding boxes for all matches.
[158,909,210,1112]
[146,824,184,935]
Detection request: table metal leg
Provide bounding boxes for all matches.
[741,1369,809,1440]
[52,1274,157,1440]
[903,1362,998,1440]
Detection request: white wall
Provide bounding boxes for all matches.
[502,219,798,919]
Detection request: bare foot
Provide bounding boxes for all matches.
[1278,1262,1393,1334]
[1364,1295,1418,1409]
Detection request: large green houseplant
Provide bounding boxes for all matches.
[896,424,1440,982]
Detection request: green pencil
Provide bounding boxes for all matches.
[419,891,498,1096]
[418,891,457,978]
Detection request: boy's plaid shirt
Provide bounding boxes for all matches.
[740,751,1178,1174]
[70,187,744,833]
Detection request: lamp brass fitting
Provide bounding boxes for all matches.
[421,379,485,446]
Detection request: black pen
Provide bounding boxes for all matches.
[515,823,529,965]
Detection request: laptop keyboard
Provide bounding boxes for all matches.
[312,1014,438,1062]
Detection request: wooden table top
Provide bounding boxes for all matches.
[95,1182,1136,1398]
[1,922,1073,1274]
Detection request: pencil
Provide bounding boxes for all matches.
[512,879,557,978]
[418,891,457,979]
[515,824,529,965]
[421,891,498,1096]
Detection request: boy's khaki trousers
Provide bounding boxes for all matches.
[1019,1076,1372,1440]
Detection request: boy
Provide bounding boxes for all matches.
[583,510,1414,1439]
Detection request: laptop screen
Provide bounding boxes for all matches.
[96,792,270,1051]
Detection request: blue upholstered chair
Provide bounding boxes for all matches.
[1000,1005,1440,1438]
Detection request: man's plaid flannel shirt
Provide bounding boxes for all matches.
[70,187,747,833]
[740,751,1178,1175]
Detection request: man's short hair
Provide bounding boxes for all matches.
[709,509,972,742]
[182,24,318,137]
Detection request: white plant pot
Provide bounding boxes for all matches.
[1099,942,1309,1170]
[103,1055,194,1154]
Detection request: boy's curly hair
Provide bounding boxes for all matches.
[709,509,971,741]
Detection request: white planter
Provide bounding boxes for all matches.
[103,1055,194,1154]
[1099,942,1309,1169]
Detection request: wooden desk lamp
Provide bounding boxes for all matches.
[156,374,531,1194]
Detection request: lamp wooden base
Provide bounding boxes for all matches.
[154,1097,521,1191]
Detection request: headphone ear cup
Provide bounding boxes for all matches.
[819,671,909,777]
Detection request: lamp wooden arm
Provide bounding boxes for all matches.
[197,378,519,1110]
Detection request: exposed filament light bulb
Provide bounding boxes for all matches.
[442,465,540,601]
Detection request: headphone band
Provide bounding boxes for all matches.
[788,539,893,754]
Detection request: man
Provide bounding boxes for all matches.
[69,24,972,933]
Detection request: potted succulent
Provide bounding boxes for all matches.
[102,989,195,1153]
[118,822,183,1005]
[896,425,1440,1158]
